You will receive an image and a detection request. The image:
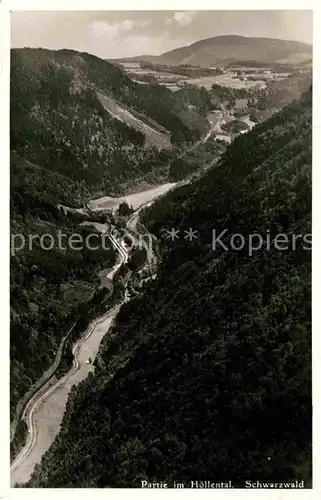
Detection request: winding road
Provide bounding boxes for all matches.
[10,184,174,486]
[10,234,128,486]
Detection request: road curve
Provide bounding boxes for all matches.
[10,185,171,486]
[10,320,78,442]
[10,236,128,486]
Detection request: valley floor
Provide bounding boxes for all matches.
[88,183,176,212]
[11,183,173,486]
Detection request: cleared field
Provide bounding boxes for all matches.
[96,91,172,150]
[88,183,176,212]
[182,72,266,89]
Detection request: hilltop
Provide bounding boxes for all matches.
[114,35,312,68]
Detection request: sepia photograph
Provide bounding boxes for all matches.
[7,4,313,491]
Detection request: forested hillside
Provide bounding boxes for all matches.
[10,47,212,434]
[173,73,311,122]
[11,48,209,195]
[10,153,118,436]
[27,89,312,488]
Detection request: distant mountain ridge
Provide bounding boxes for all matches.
[113,35,312,67]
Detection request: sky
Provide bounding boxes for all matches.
[11,10,313,59]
